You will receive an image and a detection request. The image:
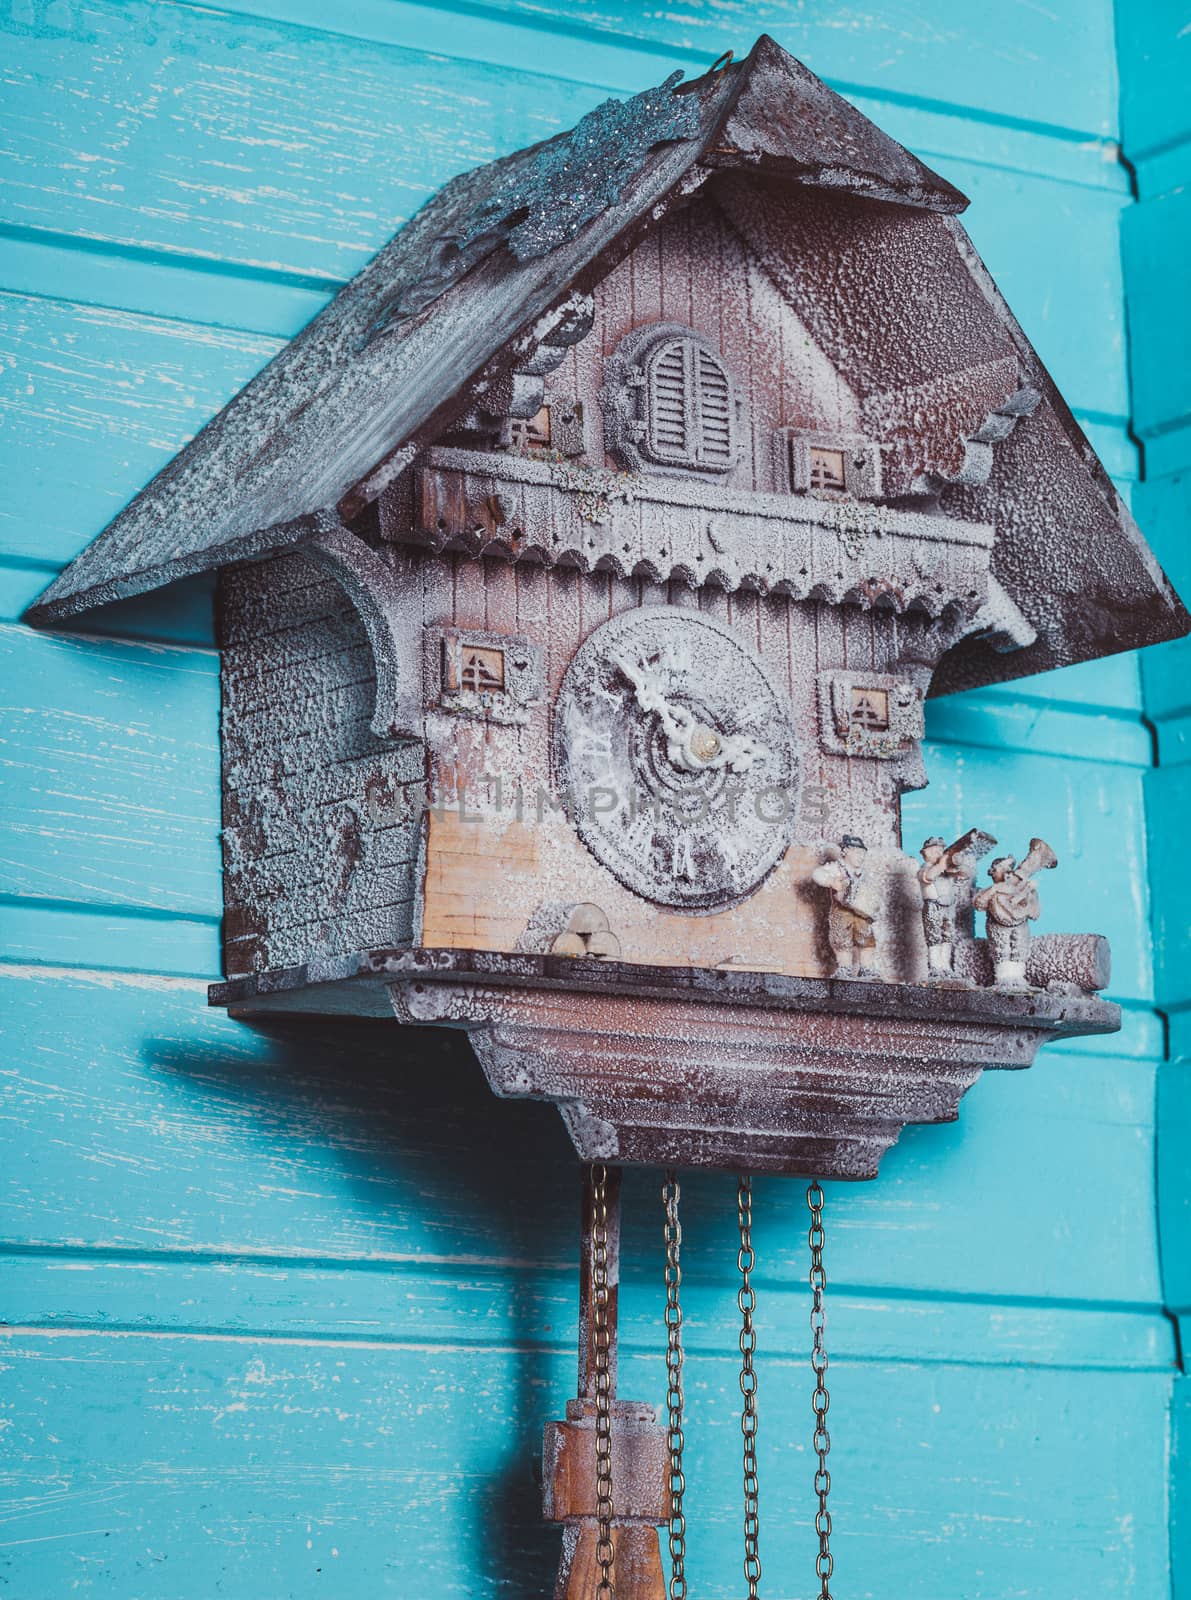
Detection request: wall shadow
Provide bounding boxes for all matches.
[143,1014,577,1596]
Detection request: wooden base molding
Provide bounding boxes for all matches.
[214,947,1120,1179]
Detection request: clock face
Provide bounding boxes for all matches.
[554,607,800,909]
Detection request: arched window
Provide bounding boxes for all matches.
[644,337,736,471]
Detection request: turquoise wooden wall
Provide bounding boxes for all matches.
[1118,6,1191,1598]
[0,3,1183,1595]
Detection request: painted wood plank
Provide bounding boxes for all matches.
[0,902,220,979]
[1117,0,1191,171]
[925,695,1151,765]
[0,1332,1170,1598]
[0,1,609,284]
[1176,1376,1191,1600]
[0,970,1161,1307]
[1122,185,1191,446]
[0,0,1137,423]
[1158,1055,1191,1354]
[955,649,1143,717]
[1,1254,1173,1373]
[0,228,334,339]
[1123,18,1191,1579]
[0,0,1129,310]
[0,625,220,917]
[1145,421,1191,481]
[179,0,1125,142]
[1142,763,1191,1014]
[0,291,279,570]
[1153,709,1191,769]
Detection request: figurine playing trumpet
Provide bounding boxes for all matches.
[917,828,997,982]
[973,838,1058,988]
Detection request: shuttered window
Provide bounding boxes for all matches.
[644,337,735,471]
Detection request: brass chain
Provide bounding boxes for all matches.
[738,1174,761,1599]
[808,1182,833,1600]
[662,1172,687,1600]
[591,1164,616,1599]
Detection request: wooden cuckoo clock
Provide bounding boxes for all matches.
[29,35,1189,1600]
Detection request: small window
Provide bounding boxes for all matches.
[444,642,505,693]
[501,406,551,453]
[809,446,847,492]
[644,338,736,472]
[783,433,883,499]
[849,687,890,731]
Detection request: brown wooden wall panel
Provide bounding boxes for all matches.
[218,557,424,975]
[551,195,862,491]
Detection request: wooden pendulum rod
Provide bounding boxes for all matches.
[542,1165,669,1600]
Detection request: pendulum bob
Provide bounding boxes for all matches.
[542,1397,669,1600]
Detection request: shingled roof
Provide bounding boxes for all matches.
[28,35,1188,693]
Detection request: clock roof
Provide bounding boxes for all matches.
[27,35,1188,693]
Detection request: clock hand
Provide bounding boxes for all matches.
[610,648,769,774]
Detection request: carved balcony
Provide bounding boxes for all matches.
[395,446,995,617]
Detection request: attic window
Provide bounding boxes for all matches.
[644,338,735,471]
[601,323,740,475]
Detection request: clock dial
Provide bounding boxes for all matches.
[554,607,800,908]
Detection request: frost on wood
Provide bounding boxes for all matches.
[17,33,1176,1175]
[206,155,1145,1176]
[29,35,1185,696]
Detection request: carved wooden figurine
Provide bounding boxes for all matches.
[918,828,997,981]
[813,837,880,979]
[974,839,1058,988]
[28,37,1189,1178]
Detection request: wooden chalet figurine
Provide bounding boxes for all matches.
[29,37,1189,1183]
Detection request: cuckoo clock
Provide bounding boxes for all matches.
[30,36,1189,1600]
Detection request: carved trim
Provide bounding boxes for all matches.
[304,522,422,741]
[912,386,1042,493]
[407,447,994,614]
[778,428,884,500]
[960,574,1038,654]
[817,670,925,758]
[458,293,597,438]
[426,626,545,724]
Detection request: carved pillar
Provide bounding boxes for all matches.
[542,1168,668,1599]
